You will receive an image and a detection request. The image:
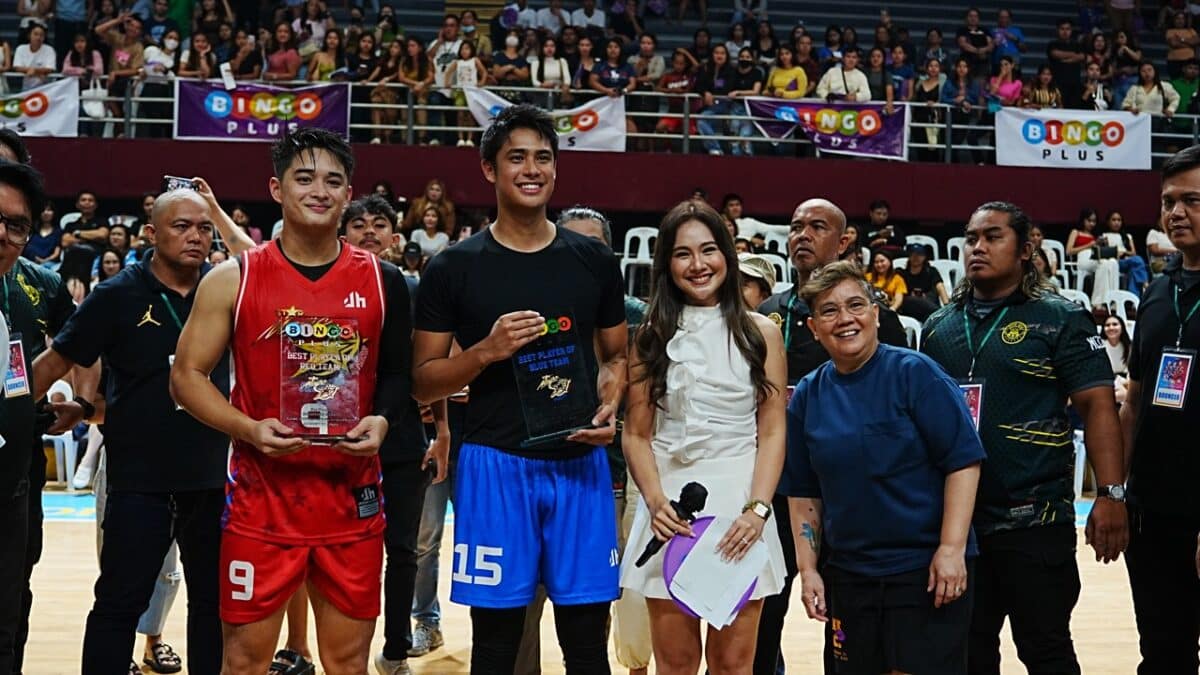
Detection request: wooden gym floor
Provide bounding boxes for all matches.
[26,500,1139,674]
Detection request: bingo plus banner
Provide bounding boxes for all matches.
[174,79,350,141]
[0,78,79,137]
[995,108,1150,170]
[744,98,909,161]
[466,88,626,152]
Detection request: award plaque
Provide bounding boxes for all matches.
[512,313,599,448]
[280,316,364,442]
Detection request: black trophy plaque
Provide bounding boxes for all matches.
[511,313,598,448]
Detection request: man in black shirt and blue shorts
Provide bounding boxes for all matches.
[412,104,627,674]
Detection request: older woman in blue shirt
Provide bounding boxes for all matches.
[780,261,985,675]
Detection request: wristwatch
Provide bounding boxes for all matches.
[742,499,772,520]
[1097,484,1127,502]
[73,395,96,420]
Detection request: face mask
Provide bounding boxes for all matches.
[506,36,520,48]
[164,38,179,50]
[464,24,476,33]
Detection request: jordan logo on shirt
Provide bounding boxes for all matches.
[137,304,161,327]
[343,291,366,309]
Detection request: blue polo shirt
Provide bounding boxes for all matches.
[52,251,230,493]
[780,343,986,576]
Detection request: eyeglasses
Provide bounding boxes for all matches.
[815,297,872,322]
[0,213,32,247]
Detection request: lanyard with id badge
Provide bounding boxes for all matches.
[158,292,186,411]
[2,278,30,399]
[1151,285,1200,410]
[958,306,1010,430]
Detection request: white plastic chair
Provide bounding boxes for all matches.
[1104,289,1139,321]
[899,315,922,350]
[621,226,658,296]
[761,229,788,255]
[760,252,791,289]
[1043,238,1071,287]
[892,257,908,270]
[905,234,939,257]
[946,236,965,262]
[59,212,82,229]
[108,214,139,228]
[772,281,793,295]
[930,259,962,291]
[1059,288,1091,311]
[43,380,79,492]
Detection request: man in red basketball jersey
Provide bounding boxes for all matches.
[171,128,414,675]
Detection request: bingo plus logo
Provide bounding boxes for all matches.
[204,89,323,136]
[1,90,50,119]
[488,104,600,147]
[1021,117,1125,163]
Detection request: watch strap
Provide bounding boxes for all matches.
[73,395,96,419]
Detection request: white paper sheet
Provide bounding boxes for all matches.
[668,516,768,628]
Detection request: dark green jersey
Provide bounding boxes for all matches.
[0,258,74,496]
[921,291,1112,536]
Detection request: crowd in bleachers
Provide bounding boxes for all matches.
[2,0,1200,153]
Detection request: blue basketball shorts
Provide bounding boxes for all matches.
[450,443,620,608]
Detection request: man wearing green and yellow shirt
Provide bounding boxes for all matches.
[922,201,1127,675]
[0,161,81,674]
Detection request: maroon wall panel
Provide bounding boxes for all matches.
[29,139,1162,226]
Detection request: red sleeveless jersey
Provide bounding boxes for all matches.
[228,242,386,544]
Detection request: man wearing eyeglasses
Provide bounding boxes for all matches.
[0,160,82,675]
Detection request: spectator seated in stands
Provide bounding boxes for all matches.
[531,35,571,96]
[956,7,993,81]
[866,249,907,312]
[192,0,234,46]
[402,178,456,237]
[91,247,125,289]
[1123,61,1181,125]
[1029,223,1059,276]
[654,49,698,151]
[1165,10,1199,79]
[13,23,57,90]
[492,29,531,99]
[61,32,105,96]
[229,28,262,80]
[1021,64,1062,109]
[213,22,234,64]
[1112,29,1142,106]
[1067,207,1120,308]
[738,253,776,309]
[291,0,332,63]
[1146,221,1178,274]
[307,28,345,82]
[263,21,302,82]
[863,47,896,113]
[89,224,137,281]
[1101,210,1150,297]
[179,31,217,78]
[816,48,870,103]
[889,45,915,102]
[987,55,1023,108]
[229,204,262,245]
[398,240,424,277]
[840,223,863,265]
[408,205,451,261]
[897,242,949,321]
[627,33,666,151]
[685,27,713,70]
[923,27,948,72]
[24,200,61,268]
[59,189,107,286]
[865,199,905,255]
[1081,61,1115,110]
[991,8,1025,68]
[765,44,807,100]
[1032,247,1058,288]
[590,38,639,147]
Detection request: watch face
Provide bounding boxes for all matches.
[1110,485,1126,500]
[754,503,770,518]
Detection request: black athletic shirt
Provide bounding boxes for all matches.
[415,227,625,457]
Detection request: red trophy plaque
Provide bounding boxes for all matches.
[279,316,364,443]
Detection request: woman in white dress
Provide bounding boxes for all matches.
[1066,207,1120,308]
[622,200,787,673]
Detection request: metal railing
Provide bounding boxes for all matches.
[15,74,1198,163]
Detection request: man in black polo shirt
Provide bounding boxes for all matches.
[1121,146,1200,673]
[31,188,228,675]
[1047,18,1085,109]
[0,160,80,675]
[922,201,1127,675]
[754,198,907,675]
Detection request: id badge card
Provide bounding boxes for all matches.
[956,378,984,430]
[168,355,183,411]
[4,335,29,399]
[1151,348,1196,410]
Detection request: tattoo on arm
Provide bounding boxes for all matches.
[802,521,820,554]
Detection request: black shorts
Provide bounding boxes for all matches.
[826,562,974,675]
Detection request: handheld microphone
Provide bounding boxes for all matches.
[634,482,708,568]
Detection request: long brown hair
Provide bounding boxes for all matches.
[633,200,773,408]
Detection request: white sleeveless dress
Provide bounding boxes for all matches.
[619,304,787,600]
